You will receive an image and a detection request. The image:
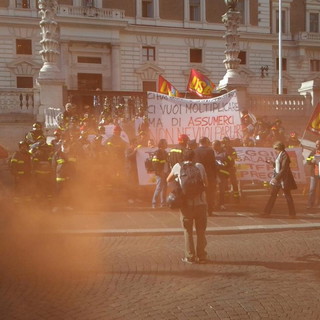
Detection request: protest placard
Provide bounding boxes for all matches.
[146,90,242,144]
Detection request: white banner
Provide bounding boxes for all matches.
[136,147,306,186]
[147,90,242,145]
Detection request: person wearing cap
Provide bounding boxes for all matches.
[168,134,189,169]
[262,141,297,218]
[306,140,320,210]
[194,136,217,216]
[9,141,32,202]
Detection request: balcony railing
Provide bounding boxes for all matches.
[57,5,125,19]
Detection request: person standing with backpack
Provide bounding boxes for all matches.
[167,149,208,264]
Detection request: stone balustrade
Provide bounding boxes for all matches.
[249,94,311,117]
[0,89,39,116]
[294,32,320,41]
[57,5,125,19]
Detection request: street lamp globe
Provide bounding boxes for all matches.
[224,0,238,11]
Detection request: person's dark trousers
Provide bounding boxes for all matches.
[180,203,207,261]
[206,179,216,215]
[229,171,240,200]
[264,185,296,216]
[307,176,319,208]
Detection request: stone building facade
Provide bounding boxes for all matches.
[0,0,319,102]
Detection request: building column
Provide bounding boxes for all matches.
[154,0,160,19]
[111,43,120,91]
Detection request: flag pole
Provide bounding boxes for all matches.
[278,0,283,95]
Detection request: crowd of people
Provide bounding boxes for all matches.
[8,102,149,211]
[240,111,302,149]
[6,101,307,213]
[5,101,316,264]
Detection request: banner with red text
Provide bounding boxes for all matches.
[136,146,306,186]
[187,69,215,98]
[146,90,242,145]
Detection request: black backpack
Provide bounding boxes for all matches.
[145,154,155,173]
[179,162,204,199]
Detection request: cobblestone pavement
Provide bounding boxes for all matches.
[1,230,320,320]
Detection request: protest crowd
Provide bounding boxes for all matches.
[2,98,307,214]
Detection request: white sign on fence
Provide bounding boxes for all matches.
[136,147,306,186]
[235,147,306,183]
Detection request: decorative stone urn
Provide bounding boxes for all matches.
[224,0,238,11]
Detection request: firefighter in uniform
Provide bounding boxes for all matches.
[25,122,44,146]
[9,141,32,202]
[31,137,54,204]
[105,125,128,188]
[52,139,77,211]
[168,134,189,169]
[287,132,302,148]
[50,129,62,152]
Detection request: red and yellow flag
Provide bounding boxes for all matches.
[158,75,179,97]
[187,69,215,98]
[307,102,320,134]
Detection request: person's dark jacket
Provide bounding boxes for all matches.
[9,150,31,177]
[272,151,297,190]
[194,146,216,181]
[52,150,77,182]
[152,148,169,176]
